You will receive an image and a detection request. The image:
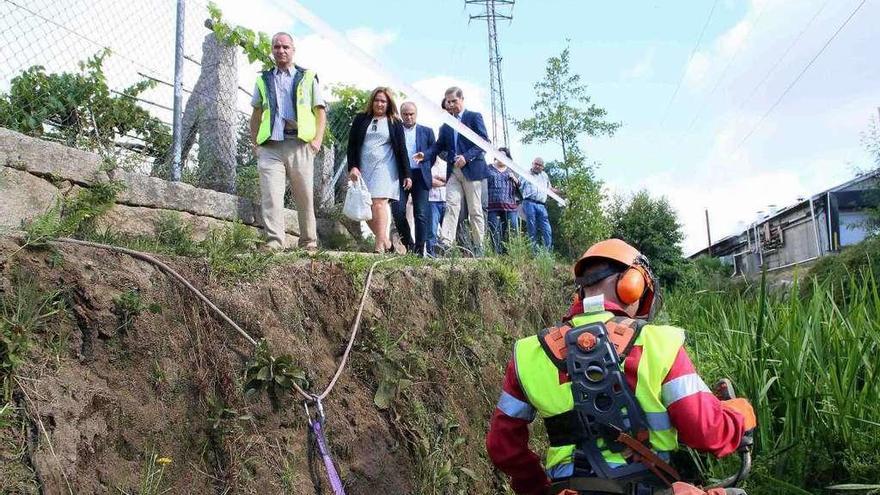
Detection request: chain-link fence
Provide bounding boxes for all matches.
[0,0,359,211]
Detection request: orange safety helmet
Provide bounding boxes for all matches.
[573,239,658,319]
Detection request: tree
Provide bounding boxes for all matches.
[607,190,686,287]
[513,45,621,179]
[513,45,621,259]
[325,84,372,153]
[546,163,611,258]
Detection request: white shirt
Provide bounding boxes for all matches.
[403,125,419,169]
[429,160,447,202]
[520,170,551,203]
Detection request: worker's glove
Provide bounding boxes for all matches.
[671,482,730,494]
[721,397,756,431]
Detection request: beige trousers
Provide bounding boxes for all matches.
[439,168,485,250]
[257,139,317,249]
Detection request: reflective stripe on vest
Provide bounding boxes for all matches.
[513,312,685,478]
[254,69,318,144]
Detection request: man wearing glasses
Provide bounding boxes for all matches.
[250,32,327,251]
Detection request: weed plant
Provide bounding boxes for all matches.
[0,272,64,400]
[664,269,880,493]
[119,449,172,495]
[23,180,124,247]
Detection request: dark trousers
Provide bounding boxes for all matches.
[487,210,519,254]
[391,172,430,255]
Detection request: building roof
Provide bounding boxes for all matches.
[688,170,880,259]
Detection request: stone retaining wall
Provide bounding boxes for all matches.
[0,127,349,246]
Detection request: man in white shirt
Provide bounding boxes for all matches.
[519,157,556,252]
[427,159,448,257]
[391,102,436,256]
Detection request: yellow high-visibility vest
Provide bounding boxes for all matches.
[513,311,685,479]
[254,68,318,144]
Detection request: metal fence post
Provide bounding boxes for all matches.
[171,0,186,181]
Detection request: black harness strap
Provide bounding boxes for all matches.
[550,476,630,494]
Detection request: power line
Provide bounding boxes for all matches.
[735,0,830,112]
[659,0,720,127]
[684,1,769,132]
[734,0,868,152]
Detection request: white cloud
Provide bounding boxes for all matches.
[344,27,397,56]
[621,47,656,80]
[637,0,880,253]
[212,0,295,37]
[683,52,711,90]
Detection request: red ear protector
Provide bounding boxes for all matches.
[574,256,654,306]
[616,265,649,304]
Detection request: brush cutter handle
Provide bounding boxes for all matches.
[708,379,753,489]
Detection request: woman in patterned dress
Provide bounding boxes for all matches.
[347,87,412,253]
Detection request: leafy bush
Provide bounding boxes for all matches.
[0,51,170,158]
[244,340,306,411]
[608,189,687,287]
[680,255,735,291]
[807,236,880,294]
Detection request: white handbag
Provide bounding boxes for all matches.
[343,176,373,221]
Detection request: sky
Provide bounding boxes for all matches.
[2,0,878,255]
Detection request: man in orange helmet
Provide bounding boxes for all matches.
[486,238,755,495]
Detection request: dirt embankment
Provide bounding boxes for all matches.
[0,236,568,495]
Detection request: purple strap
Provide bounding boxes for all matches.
[311,419,346,495]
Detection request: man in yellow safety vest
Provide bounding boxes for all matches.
[250,32,327,251]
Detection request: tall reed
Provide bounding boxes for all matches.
[664,269,880,492]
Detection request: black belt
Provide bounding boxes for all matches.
[524,198,546,205]
[283,128,298,136]
[550,477,630,494]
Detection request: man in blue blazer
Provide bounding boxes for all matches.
[416,86,490,255]
[392,101,437,255]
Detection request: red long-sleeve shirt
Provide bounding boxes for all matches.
[485,307,746,495]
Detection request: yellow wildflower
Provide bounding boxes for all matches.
[156,457,172,466]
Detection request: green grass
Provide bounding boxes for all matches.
[664,268,880,493]
[0,272,64,400]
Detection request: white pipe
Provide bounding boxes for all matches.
[276,0,566,207]
[808,196,822,258]
[826,192,833,251]
[766,256,819,273]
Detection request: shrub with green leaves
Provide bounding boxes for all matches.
[0,51,170,157]
[23,180,124,246]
